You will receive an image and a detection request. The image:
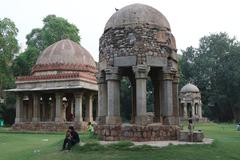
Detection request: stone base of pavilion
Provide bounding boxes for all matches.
[94,123,180,142]
[12,122,88,132]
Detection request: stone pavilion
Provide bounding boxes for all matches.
[179,83,202,119]
[95,3,180,141]
[8,39,98,131]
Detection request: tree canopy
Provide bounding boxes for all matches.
[0,18,19,91]
[180,32,240,122]
[13,15,81,76]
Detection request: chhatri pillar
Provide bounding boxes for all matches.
[133,65,150,125]
[96,72,107,124]
[85,94,94,122]
[15,94,24,123]
[55,93,63,122]
[105,67,121,124]
[32,94,40,122]
[74,93,83,123]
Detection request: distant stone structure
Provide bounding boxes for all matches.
[95,3,180,141]
[179,83,202,119]
[8,39,98,131]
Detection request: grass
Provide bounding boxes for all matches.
[0,123,240,160]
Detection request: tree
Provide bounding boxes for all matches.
[0,18,19,92]
[180,32,240,122]
[13,15,81,76]
[0,18,19,124]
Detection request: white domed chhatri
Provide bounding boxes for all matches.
[105,3,171,31]
[180,83,200,93]
[179,83,202,119]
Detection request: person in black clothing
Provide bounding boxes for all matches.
[62,126,80,151]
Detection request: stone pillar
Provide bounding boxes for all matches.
[199,103,202,118]
[28,96,33,121]
[183,103,188,118]
[133,65,150,125]
[172,75,179,124]
[74,93,83,123]
[96,72,107,124]
[55,93,63,122]
[15,94,24,123]
[105,67,121,124]
[162,71,174,125]
[85,94,94,122]
[32,94,40,122]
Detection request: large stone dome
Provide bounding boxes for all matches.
[104,3,171,32]
[32,39,96,74]
[180,83,200,93]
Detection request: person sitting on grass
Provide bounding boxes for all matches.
[87,122,94,137]
[62,126,80,151]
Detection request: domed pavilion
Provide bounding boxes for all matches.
[9,39,98,131]
[179,83,202,119]
[95,4,180,141]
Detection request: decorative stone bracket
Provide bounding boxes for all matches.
[132,65,150,79]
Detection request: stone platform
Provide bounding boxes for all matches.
[94,123,180,142]
[12,122,88,132]
[178,130,204,142]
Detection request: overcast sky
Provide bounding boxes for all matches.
[1,0,240,61]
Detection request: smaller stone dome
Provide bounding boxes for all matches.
[32,39,96,74]
[180,83,200,93]
[104,3,170,31]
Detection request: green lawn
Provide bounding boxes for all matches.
[0,123,240,160]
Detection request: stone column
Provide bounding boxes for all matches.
[199,103,202,118]
[96,72,107,124]
[85,94,94,122]
[55,93,63,122]
[133,65,150,125]
[105,67,121,124]
[74,93,83,123]
[32,94,40,122]
[172,75,179,124]
[183,103,188,118]
[28,96,33,121]
[15,94,24,123]
[162,71,174,125]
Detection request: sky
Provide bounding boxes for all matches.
[1,0,240,61]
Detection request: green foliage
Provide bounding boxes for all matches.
[180,32,240,122]
[120,78,132,122]
[13,15,81,76]
[0,18,19,90]
[0,18,18,125]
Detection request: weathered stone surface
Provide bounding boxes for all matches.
[94,124,180,142]
[178,130,204,142]
[99,24,176,67]
[12,122,88,132]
